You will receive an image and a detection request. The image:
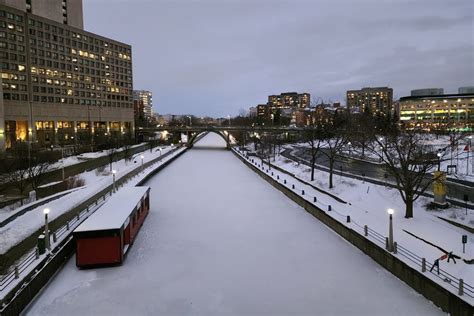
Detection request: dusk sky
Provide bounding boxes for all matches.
[84,0,474,117]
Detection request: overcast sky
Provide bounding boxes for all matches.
[84,0,474,117]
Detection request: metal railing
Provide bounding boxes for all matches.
[235,148,473,300]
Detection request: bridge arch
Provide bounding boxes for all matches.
[187,129,230,149]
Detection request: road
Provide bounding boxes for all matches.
[290,146,473,204]
[26,133,443,315]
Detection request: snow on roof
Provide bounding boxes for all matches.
[74,186,150,232]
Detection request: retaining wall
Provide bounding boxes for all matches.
[234,150,473,316]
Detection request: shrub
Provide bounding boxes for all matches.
[66,175,85,189]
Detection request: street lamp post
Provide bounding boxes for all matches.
[61,145,65,181]
[437,152,442,171]
[43,208,50,250]
[468,136,472,175]
[187,116,192,127]
[140,155,144,171]
[387,208,394,252]
[112,169,116,192]
[228,115,231,128]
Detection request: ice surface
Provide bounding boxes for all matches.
[26,133,444,315]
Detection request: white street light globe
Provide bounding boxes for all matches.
[387,208,394,215]
[43,208,50,215]
[112,169,117,174]
[140,155,144,159]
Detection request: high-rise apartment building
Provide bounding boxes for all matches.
[133,90,152,121]
[0,0,83,29]
[0,1,133,149]
[346,87,393,115]
[268,92,310,109]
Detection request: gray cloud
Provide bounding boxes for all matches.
[84,0,474,116]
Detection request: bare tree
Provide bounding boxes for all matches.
[320,113,350,189]
[107,147,117,172]
[302,124,324,181]
[123,143,133,165]
[348,110,376,158]
[28,147,55,192]
[371,131,441,218]
[0,143,30,205]
[148,137,157,153]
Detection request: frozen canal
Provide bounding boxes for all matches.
[27,133,443,315]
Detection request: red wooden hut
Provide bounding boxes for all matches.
[73,186,150,268]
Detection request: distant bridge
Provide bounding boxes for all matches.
[139,126,305,149]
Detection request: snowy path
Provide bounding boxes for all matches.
[26,133,443,315]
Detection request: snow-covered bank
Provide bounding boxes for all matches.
[0,145,176,255]
[27,133,443,315]
[0,145,186,302]
[238,148,473,304]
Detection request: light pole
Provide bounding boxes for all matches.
[43,208,50,250]
[387,208,394,252]
[140,154,144,171]
[347,142,352,156]
[112,169,116,192]
[159,148,162,157]
[61,145,65,181]
[437,152,442,171]
[468,136,472,175]
[228,115,231,128]
[187,116,192,127]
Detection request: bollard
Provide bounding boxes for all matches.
[302,190,305,195]
[103,195,106,201]
[313,196,317,203]
[77,213,80,220]
[393,242,397,254]
[346,216,350,223]
[292,184,295,189]
[96,200,98,205]
[328,205,331,212]
[86,206,89,212]
[66,221,69,231]
[277,175,279,180]
[422,258,426,272]
[284,179,287,184]
[271,172,273,176]
[459,279,464,296]
[14,266,19,279]
[53,232,57,243]
[364,225,368,236]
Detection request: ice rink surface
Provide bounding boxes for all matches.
[26,133,444,315]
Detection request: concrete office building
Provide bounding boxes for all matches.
[399,90,474,131]
[459,86,474,94]
[0,1,134,149]
[346,87,393,115]
[133,90,152,121]
[411,88,444,97]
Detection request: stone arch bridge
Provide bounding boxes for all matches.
[139,126,304,149]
